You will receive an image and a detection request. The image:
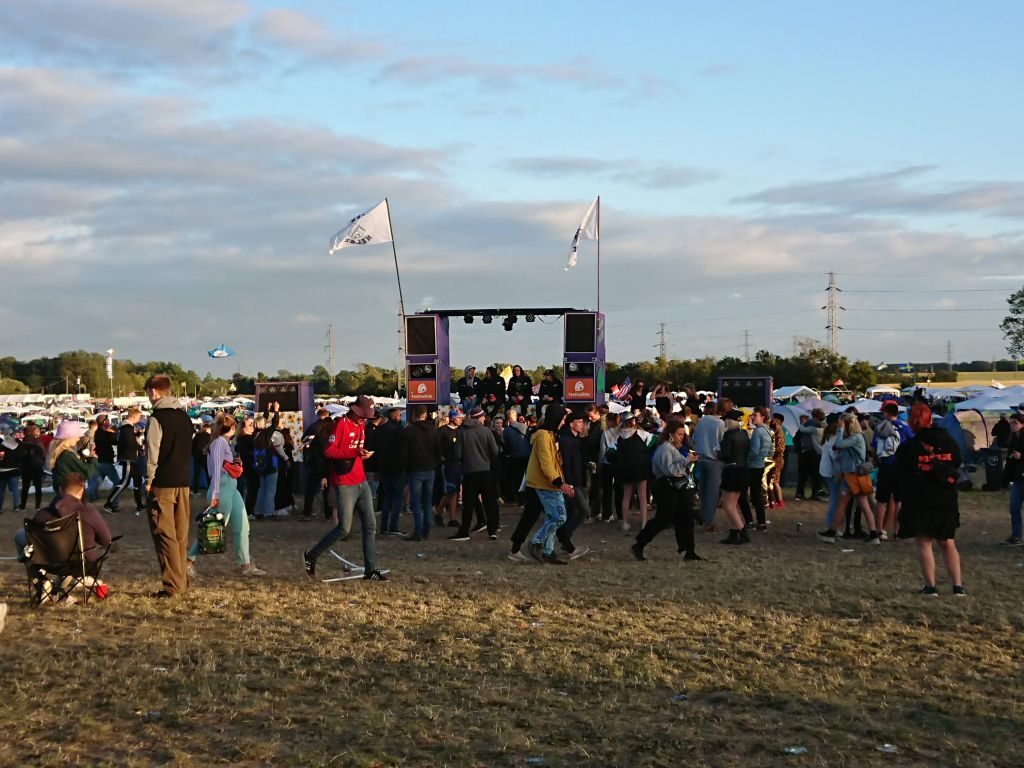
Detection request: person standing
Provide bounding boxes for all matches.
[895,403,965,596]
[795,409,825,500]
[692,402,727,530]
[629,380,648,415]
[235,416,258,519]
[744,407,774,530]
[17,424,47,513]
[597,412,621,522]
[0,431,22,513]
[450,407,500,540]
[999,413,1024,546]
[505,365,533,414]
[303,395,387,581]
[405,405,441,541]
[93,414,122,506]
[106,407,145,514]
[632,419,702,561]
[144,374,194,598]
[299,409,334,522]
[554,410,591,558]
[186,413,265,578]
[191,417,212,494]
[835,413,881,544]
[502,409,531,502]
[583,404,604,521]
[436,409,464,527]
[872,401,914,539]
[718,410,752,545]
[992,414,1011,449]
[613,412,654,531]
[375,407,408,535]
[767,414,787,509]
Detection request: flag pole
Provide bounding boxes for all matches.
[384,197,408,393]
[596,195,601,314]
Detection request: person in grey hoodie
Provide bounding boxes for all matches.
[743,406,774,530]
[450,407,500,540]
[796,408,826,500]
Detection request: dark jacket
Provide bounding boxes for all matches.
[538,378,563,403]
[478,376,506,406]
[35,495,113,562]
[95,426,118,463]
[719,427,750,468]
[406,420,442,472]
[456,376,480,404]
[373,419,407,476]
[502,421,531,459]
[191,430,211,460]
[439,424,462,464]
[557,429,585,487]
[506,374,533,408]
[1003,430,1024,486]
[459,419,499,473]
[235,432,255,473]
[19,437,46,474]
[145,397,193,488]
[0,441,22,476]
[116,423,140,462]
[303,418,335,472]
[583,419,603,464]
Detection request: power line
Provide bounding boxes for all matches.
[843,307,1005,312]
[842,327,997,332]
[841,288,1010,294]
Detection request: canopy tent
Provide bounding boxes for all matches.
[865,385,900,397]
[948,409,991,452]
[773,385,819,403]
[770,404,805,441]
[959,384,998,395]
[849,398,905,414]
[954,394,1023,413]
[792,398,840,415]
[901,386,967,400]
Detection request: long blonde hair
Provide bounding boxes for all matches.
[46,438,80,471]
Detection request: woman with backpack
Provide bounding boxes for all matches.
[895,403,964,596]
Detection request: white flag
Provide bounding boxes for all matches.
[565,196,599,270]
[328,200,393,254]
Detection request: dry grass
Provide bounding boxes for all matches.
[1,490,1023,767]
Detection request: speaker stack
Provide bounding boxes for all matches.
[563,312,606,405]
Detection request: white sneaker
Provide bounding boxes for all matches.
[621,520,631,532]
[567,545,590,560]
[242,563,266,576]
[275,510,290,518]
[507,550,528,562]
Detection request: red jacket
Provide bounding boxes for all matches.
[323,415,367,487]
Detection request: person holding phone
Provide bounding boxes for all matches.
[303,395,387,581]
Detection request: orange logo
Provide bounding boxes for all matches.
[565,377,594,401]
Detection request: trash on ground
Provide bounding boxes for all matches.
[876,744,899,753]
[672,692,688,702]
[783,746,808,755]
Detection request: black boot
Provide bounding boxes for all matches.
[735,528,751,545]
[719,529,739,545]
[631,542,647,561]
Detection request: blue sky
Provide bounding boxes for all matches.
[1,0,1022,377]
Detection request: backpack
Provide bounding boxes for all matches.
[252,431,279,476]
[877,420,912,462]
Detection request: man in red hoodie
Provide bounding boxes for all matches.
[302,396,387,580]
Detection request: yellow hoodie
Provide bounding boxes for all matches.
[525,429,564,490]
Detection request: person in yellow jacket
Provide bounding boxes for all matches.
[526,405,575,564]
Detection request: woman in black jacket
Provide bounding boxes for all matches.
[895,404,965,596]
[505,365,533,414]
[718,410,751,545]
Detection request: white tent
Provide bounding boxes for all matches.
[850,398,905,414]
[954,394,1023,412]
[773,385,819,402]
[865,385,900,397]
[771,404,805,439]
[793,398,840,415]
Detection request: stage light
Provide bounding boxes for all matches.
[525,314,536,322]
[482,314,493,324]
[463,314,473,324]
[502,314,517,332]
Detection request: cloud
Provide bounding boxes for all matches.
[505,156,715,190]
[739,166,1024,220]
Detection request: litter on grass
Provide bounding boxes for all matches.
[672,693,688,702]
[876,744,899,754]
[783,746,808,755]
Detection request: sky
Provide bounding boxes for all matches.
[2,0,1023,377]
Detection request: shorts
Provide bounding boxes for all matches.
[443,463,463,495]
[875,462,900,503]
[844,472,873,497]
[720,467,747,493]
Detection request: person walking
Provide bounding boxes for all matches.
[632,419,702,561]
[613,412,654,531]
[450,407,500,540]
[106,407,145,514]
[303,395,387,581]
[187,414,265,578]
[553,410,591,557]
[895,404,965,596]
[405,405,441,541]
[93,414,122,505]
[436,409,464,528]
[525,405,575,564]
[143,374,194,598]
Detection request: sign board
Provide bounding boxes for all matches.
[565,377,595,401]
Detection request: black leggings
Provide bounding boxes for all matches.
[739,467,767,526]
[20,470,44,510]
[636,478,697,554]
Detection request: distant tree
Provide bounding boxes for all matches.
[0,377,29,394]
[1000,285,1024,360]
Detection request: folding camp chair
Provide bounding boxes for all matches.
[22,512,118,607]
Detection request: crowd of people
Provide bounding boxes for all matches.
[5,368,1024,604]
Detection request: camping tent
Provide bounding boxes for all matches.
[850,398,905,414]
[792,398,840,415]
[954,394,1022,412]
[865,385,900,398]
[773,386,819,403]
[770,405,805,441]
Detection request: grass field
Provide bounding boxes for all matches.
[1,489,1023,767]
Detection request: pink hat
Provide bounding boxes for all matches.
[54,420,86,440]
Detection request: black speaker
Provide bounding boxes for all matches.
[565,313,596,354]
[406,316,437,356]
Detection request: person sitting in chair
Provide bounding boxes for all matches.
[15,473,115,571]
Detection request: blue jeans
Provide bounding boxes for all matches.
[697,459,722,526]
[823,475,842,529]
[406,470,435,537]
[255,471,278,518]
[96,462,121,494]
[0,474,20,511]
[308,482,379,572]
[379,473,406,533]
[531,489,567,556]
[1010,481,1023,540]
